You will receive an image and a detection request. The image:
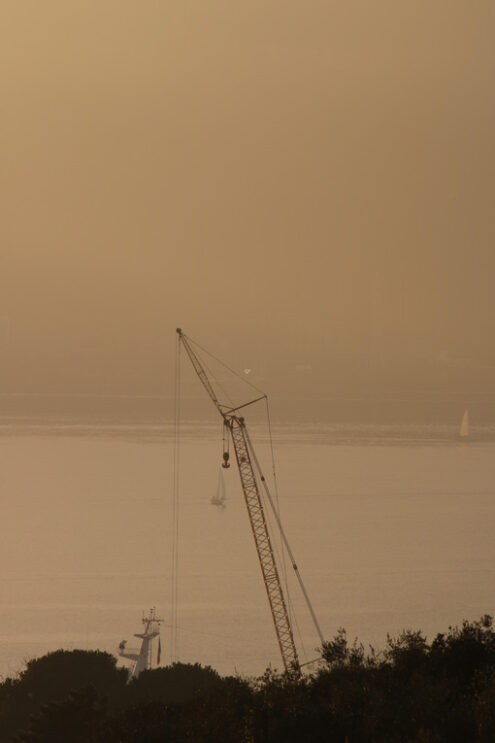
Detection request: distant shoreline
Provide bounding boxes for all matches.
[1,390,495,426]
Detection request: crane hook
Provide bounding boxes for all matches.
[222,421,231,468]
[222,420,230,470]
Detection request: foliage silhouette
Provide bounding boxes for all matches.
[17,687,108,743]
[0,649,126,741]
[1,617,495,742]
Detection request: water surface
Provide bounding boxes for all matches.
[0,420,493,678]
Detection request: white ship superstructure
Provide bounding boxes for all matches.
[118,608,163,678]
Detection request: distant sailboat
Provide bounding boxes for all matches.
[211,469,227,508]
[459,409,469,438]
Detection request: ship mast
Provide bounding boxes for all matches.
[118,607,163,678]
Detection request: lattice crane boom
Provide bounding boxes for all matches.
[176,328,300,673]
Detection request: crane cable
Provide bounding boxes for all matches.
[259,461,307,662]
[183,332,266,401]
[264,399,296,641]
[171,333,181,662]
[175,332,325,660]
[264,397,308,661]
[245,427,325,648]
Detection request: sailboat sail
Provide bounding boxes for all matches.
[211,469,227,508]
[459,409,469,438]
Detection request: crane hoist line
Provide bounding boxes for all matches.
[175,328,324,675]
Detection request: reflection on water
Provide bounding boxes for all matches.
[0,419,494,678]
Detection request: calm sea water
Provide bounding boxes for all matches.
[1,419,494,679]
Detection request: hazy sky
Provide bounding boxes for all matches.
[1,1,494,396]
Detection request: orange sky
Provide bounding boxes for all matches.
[1,1,494,396]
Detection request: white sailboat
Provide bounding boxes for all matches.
[459,409,469,438]
[211,469,227,508]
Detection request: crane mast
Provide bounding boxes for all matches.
[176,329,300,673]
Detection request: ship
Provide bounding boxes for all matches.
[118,607,163,678]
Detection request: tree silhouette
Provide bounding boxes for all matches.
[1,617,495,742]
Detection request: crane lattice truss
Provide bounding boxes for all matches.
[229,416,299,672]
[177,329,300,673]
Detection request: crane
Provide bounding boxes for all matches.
[176,329,324,674]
